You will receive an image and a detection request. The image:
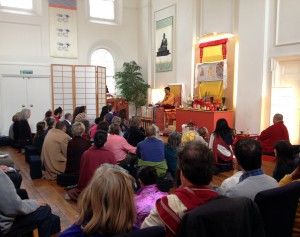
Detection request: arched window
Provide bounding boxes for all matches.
[91,49,115,94]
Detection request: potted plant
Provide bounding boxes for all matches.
[115,61,150,115]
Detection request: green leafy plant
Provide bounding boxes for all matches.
[115,61,150,115]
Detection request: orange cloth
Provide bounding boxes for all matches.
[160,92,175,106]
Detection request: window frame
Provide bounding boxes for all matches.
[90,48,116,95]
[0,0,41,16]
[87,0,122,26]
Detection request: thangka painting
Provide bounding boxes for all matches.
[195,59,228,89]
[156,16,173,72]
[49,0,78,58]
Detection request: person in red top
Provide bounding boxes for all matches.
[67,130,116,201]
[259,113,289,156]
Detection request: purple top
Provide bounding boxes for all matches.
[135,184,168,227]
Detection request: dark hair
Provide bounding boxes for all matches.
[167,131,181,149]
[145,125,156,137]
[235,139,262,171]
[109,124,120,135]
[36,121,45,132]
[138,166,158,186]
[56,121,66,130]
[45,110,52,118]
[274,140,294,164]
[177,141,214,185]
[45,117,55,128]
[97,121,109,132]
[214,118,233,145]
[108,105,113,112]
[54,107,63,116]
[94,117,102,125]
[65,113,72,120]
[164,87,170,91]
[118,109,127,119]
[94,130,108,148]
[100,106,109,121]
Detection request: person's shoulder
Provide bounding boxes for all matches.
[59,224,84,237]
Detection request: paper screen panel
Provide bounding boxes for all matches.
[74,65,97,120]
[97,66,107,116]
[51,64,74,114]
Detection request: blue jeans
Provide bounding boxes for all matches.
[5,205,52,237]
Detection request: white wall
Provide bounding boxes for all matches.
[0,0,140,135]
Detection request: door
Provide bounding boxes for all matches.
[0,76,51,135]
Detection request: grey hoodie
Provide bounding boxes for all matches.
[0,169,39,235]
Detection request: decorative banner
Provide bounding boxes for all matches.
[156,16,173,72]
[49,0,78,58]
[195,59,228,89]
[199,39,227,63]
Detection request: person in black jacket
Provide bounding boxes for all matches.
[124,117,146,147]
[62,113,73,137]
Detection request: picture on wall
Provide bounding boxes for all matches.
[156,16,173,72]
[195,59,228,89]
[49,0,78,58]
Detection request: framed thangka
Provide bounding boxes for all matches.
[49,0,78,58]
[156,16,173,72]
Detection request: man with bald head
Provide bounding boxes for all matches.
[136,125,167,177]
[259,113,289,156]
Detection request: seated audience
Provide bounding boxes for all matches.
[259,113,289,156]
[62,113,73,137]
[0,168,52,237]
[74,106,87,123]
[18,109,32,149]
[53,106,63,123]
[197,126,209,146]
[273,140,297,182]
[43,109,52,123]
[135,166,167,227]
[41,122,71,180]
[141,141,219,236]
[164,131,181,178]
[97,121,109,133]
[32,121,46,153]
[209,118,234,173]
[99,105,109,121]
[124,117,146,147]
[90,117,102,139]
[65,122,91,175]
[111,116,123,135]
[278,161,300,236]
[137,125,167,177]
[67,130,116,201]
[105,105,114,125]
[81,119,91,141]
[60,165,137,237]
[8,114,17,141]
[221,139,278,200]
[119,108,129,132]
[219,161,243,192]
[44,117,56,137]
[12,112,21,147]
[105,124,136,166]
[0,165,22,190]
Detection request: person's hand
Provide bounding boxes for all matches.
[0,165,9,172]
[36,200,47,206]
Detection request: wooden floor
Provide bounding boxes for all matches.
[1,145,276,235]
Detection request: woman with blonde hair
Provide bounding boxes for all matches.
[59,165,137,236]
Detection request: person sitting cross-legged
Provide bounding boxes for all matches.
[0,168,52,237]
[141,141,219,236]
[220,139,278,200]
[136,125,167,177]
